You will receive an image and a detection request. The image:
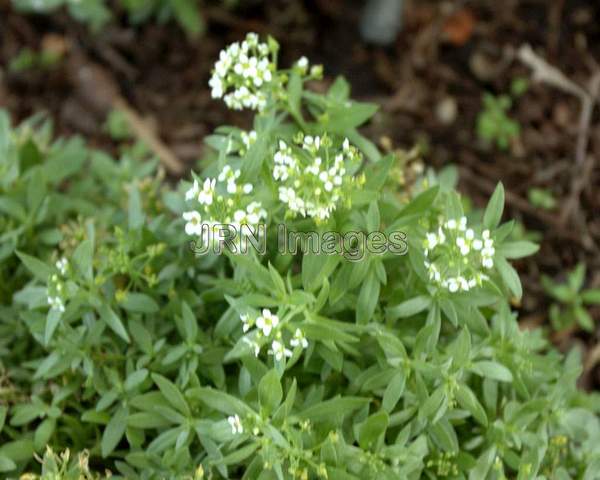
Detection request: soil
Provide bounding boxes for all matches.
[1,0,600,387]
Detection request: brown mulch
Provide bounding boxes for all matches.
[1,0,600,387]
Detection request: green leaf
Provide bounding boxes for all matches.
[124,369,149,392]
[471,361,513,382]
[366,201,380,232]
[44,308,62,345]
[0,406,6,433]
[387,295,431,320]
[34,418,56,451]
[181,301,198,343]
[382,371,406,413]
[73,239,94,281]
[299,397,369,422]
[498,241,539,259]
[430,419,458,453]
[151,373,190,417]
[395,186,439,220]
[358,411,388,450]
[363,154,393,191]
[356,271,380,324]
[127,412,171,430]
[328,76,350,101]
[128,182,145,230]
[483,182,504,229]
[455,384,488,426]
[26,167,46,214]
[582,289,600,304]
[268,263,287,298]
[101,407,128,457]
[419,386,446,421]
[187,387,254,416]
[568,263,586,292]
[16,251,53,282]
[171,0,204,37]
[98,303,130,343]
[259,369,283,414]
[129,319,153,354]
[242,127,270,179]
[217,443,260,466]
[302,252,340,292]
[287,71,303,123]
[495,256,522,299]
[0,439,34,463]
[469,446,496,480]
[574,306,594,331]
[121,292,159,314]
[0,455,16,473]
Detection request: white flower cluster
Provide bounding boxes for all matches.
[274,135,363,222]
[183,166,266,248]
[209,33,276,111]
[423,217,495,293]
[240,309,308,361]
[47,258,69,313]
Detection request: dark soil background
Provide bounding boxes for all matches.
[1,0,600,387]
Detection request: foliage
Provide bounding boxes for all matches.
[542,263,600,332]
[1,33,600,480]
[528,188,557,211]
[476,93,521,150]
[8,47,63,74]
[11,0,204,37]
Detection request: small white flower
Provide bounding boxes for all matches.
[269,340,293,361]
[426,233,438,249]
[290,328,309,349]
[183,211,203,236]
[240,313,252,333]
[472,239,483,250]
[437,228,446,244]
[297,56,308,68]
[242,337,260,356]
[185,180,200,201]
[198,178,216,205]
[458,276,469,291]
[255,309,279,336]
[482,257,494,269]
[465,228,475,240]
[446,219,457,229]
[55,258,68,276]
[48,295,65,313]
[227,415,244,434]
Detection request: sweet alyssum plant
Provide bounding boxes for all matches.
[1,33,600,479]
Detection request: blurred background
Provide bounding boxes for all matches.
[1,0,600,388]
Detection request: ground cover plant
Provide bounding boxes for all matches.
[11,0,205,36]
[1,31,600,480]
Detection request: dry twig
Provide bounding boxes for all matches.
[517,44,599,230]
[517,44,588,100]
[560,73,600,225]
[113,97,185,176]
